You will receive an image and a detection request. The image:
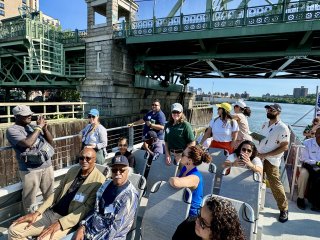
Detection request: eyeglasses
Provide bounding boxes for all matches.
[88,115,96,119]
[152,104,159,107]
[197,210,211,229]
[79,156,93,162]
[266,108,276,112]
[171,111,181,114]
[241,148,252,153]
[118,144,128,147]
[111,168,127,173]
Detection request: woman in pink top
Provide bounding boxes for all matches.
[232,100,252,149]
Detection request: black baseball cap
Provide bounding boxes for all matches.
[144,130,157,140]
[111,155,129,166]
[265,103,282,112]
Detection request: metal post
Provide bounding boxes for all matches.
[7,106,11,123]
[72,104,75,118]
[243,0,248,26]
[282,0,287,22]
[128,127,134,149]
[44,105,46,118]
[57,105,60,119]
[315,86,319,118]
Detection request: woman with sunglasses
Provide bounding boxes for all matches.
[199,102,239,154]
[232,100,252,149]
[169,145,211,217]
[80,109,108,165]
[115,137,135,168]
[173,196,245,240]
[223,140,263,175]
[165,103,195,165]
[303,117,320,139]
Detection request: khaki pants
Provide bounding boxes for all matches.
[297,167,309,199]
[19,166,54,214]
[8,209,70,240]
[263,160,288,211]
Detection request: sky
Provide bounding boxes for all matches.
[40,0,320,97]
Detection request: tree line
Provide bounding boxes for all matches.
[248,94,317,106]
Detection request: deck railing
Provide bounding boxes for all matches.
[113,0,320,38]
[0,124,144,187]
[0,102,87,123]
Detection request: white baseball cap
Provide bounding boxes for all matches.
[234,100,246,108]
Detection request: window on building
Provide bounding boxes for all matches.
[22,0,27,4]
[0,3,4,9]
[93,4,107,26]
[0,9,4,16]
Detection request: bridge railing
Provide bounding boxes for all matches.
[113,0,320,38]
[0,124,144,187]
[0,102,87,123]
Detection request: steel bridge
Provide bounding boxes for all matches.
[0,9,86,89]
[113,0,320,80]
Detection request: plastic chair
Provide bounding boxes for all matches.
[132,149,148,175]
[196,162,216,195]
[140,181,192,240]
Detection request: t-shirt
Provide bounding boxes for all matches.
[115,151,135,168]
[233,113,252,142]
[257,120,290,167]
[6,124,52,171]
[143,110,166,140]
[179,166,203,217]
[226,153,263,169]
[164,121,195,151]
[209,118,239,142]
[172,218,201,240]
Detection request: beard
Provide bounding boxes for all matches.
[267,113,277,119]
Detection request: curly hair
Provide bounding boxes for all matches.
[234,140,258,161]
[205,196,245,240]
[187,145,212,166]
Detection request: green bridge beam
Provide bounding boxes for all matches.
[126,21,320,44]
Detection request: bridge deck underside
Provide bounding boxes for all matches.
[129,30,320,79]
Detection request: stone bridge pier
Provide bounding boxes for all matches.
[81,0,193,126]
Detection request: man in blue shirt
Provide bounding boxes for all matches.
[128,99,166,140]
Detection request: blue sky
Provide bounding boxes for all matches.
[40,0,320,97]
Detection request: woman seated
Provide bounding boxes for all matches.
[115,137,135,168]
[223,140,263,175]
[169,146,211,217]
[172,196,245,240]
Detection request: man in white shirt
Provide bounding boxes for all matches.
[297,127,320,211]
[256,103,290,223]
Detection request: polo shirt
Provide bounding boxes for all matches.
[301,138,320,166]
[257,120,290,167]
[143,110,166,140]
[164,121,195,151]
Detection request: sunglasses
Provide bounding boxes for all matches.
[111,168,127,173]
[171,111,181,114]
[118,144,127,147]
[88,115,96,119]
[266,108,276,112]
[152,104,159,107]
[197,210,211,229]
[241,147,252,153]
[79,156,93,162]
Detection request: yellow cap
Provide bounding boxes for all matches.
[216,102,232,113]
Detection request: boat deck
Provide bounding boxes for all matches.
[259,189,319,240]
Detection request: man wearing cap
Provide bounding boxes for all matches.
[73,155,139,240]
[8,148,105,240]
[6,105,55,214]
[256,103,290,223]
[80,108,108,165]
[128,99,166,144]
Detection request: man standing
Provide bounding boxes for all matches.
[129,99,166,141]
[6,105,54,214]
[297,127,320,210]
[8,148,105,240]
[256,103,290,223]
[73,155,139,240]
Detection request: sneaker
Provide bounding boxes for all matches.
[297,198,306,210]
[279,210,288,223]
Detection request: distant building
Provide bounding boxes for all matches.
[293,86,308,98]
[0,0,38,20]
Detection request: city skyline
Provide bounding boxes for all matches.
[40,1,320,97]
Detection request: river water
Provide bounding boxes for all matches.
[211,101,315,141]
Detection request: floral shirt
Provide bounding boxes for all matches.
[82,180,139,240]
